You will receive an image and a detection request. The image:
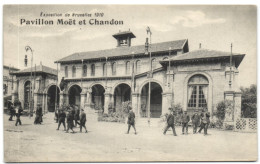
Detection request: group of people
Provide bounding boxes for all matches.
[55,105,88,133]
[8,101,23,126]
[8,101,210,136]
[163,108,211,136]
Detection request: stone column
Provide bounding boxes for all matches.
[104,93,111,114]
[234,92,242,119]
[162,92,172,114]
[80,88,87,110]
[42,93,46,114]
[12,79,18,103]
[131,93,139,117]
[59,91,64,107]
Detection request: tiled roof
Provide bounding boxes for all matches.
[56,39,188,63]
[160,49,245,67]
[112,31,136,38]
[3,65,19,71]
[10,65,57,76]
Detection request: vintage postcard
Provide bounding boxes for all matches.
[3,5,257,162]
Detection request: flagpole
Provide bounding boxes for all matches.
[55,63,58,112]
[146,27,152,126]
[229,43,233,87]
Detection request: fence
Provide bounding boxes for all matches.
[234,118,257,132]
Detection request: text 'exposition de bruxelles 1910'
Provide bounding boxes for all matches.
[20,19,124,26]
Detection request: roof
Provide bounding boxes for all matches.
[3,65,19,71]
[112,31,136,39]
[10,65,57,76]
[160,49,245,68]
[56,39,188,63]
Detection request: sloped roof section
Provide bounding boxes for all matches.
[56,39,188,63]
[112,31,136,38]
[160,49,245,68]
[11,65,57,76]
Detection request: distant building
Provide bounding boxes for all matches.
[3,65,19,108]
[10,63,58,113]
[54,30,244,121]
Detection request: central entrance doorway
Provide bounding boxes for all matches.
[140,82,162,118]
[68,85,82,107]
[47,85,60,112]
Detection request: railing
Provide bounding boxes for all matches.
[234,118,257,132]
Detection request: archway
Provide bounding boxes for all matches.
[91,84,105,110]
[141,82,162,118]
[68,85,82,107]
[24,81,32,110]
[114,83,131,112]
[47,85,60,112]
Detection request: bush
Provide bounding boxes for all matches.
[241,85,257,118]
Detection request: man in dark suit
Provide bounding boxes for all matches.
[181,111,190,135]
[15,103,23,126]
[126,108,137,134]
[191,110,200,134]
[198,110,210,135]
[8,103,15,121]
[79,109,88,133]
[57,108,66,131]
[66,110,75,133]
[163,109,177,136]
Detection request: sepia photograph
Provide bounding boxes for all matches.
[3,5,257,162]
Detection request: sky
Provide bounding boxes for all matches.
[3,5,257,87]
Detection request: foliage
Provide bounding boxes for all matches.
[98,101,131,123]
[240,84,257,118]
[216,100,233,121]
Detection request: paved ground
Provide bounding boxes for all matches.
[4,112,257,162]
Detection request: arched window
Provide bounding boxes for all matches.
[82,64,87,77]
[65,66,68,77]
[187,75,209,110]
[91,64,95,76]
[152,58,156,70]
[103,63,107,76]
[125,61,130,75]
[112,62,116,75]
[136,60,141,74]
[72,65,76,77]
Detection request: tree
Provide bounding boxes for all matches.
[240,84,257,118]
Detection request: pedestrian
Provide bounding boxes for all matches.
[198,110,210,135]
[74,105,80,127]
[57,108,66,131]
[126,107,137,134]
[54,107,59,123]
[66,110,75,133]
[79,109,88,133]
[8,103,15,121]
[34,104,42,124]
[71,106,76,127]
[191,110,200,134]
[39,104,43,123]
[163,109,177,136]
[181,111,190,135]
[15,103,23,126]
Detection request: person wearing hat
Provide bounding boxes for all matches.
[126,107,137,134]
[74,105,80,127]
[8,102,15,121]
[198,109,210,135]
[66,110,75,133]
[79,109,88,133]
[57,108,66,131]
[181,111,190,135]
[163,109,177,136]
[34,103,42,124]
[15,103,23,126]
[191,110,201,134]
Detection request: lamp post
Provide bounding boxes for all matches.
[229,43,233,87]
[25,46,33,118]
[145,27,152,126]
